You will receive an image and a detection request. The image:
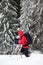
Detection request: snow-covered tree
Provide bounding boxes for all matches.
[0,0,20,54]
[19,0,43,52]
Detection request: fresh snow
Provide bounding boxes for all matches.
[0,51,43,65]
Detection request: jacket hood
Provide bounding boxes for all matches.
[18,30,24,37]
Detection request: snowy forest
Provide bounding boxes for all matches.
[0,0,43,55]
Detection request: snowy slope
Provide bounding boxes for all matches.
[0,51,43,65]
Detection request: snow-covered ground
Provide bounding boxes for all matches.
[0,51,43,65]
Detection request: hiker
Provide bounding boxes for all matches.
[15,29,32,57]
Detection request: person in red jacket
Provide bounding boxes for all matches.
[18,30,30,57]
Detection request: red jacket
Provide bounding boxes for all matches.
[18,30,29,48]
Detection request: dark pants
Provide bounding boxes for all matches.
[21,48,29,57]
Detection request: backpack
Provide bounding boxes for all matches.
[24,32,32,44]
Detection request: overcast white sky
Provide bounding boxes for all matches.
[0,51,43,65]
